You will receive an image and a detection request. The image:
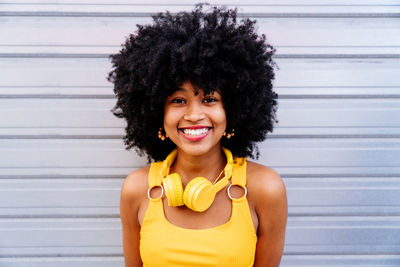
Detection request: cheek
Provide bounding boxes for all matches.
[163,113,172,129]
[215,108,227,128]
[219,113,227,126]
[163,109,179,130]
[220,105,227,121]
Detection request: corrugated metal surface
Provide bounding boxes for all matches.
[0,1,399,266]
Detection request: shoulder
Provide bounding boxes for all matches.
[246,161,286,195]
[246,161,287,211]
[120,165,150,204]
[246,162,287,266]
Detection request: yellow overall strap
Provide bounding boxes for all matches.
[231,157,247,187]
[148,161,164,188]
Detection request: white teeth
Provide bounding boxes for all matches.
[182,128,209,136]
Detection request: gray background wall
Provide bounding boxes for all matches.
[1,0,400,266]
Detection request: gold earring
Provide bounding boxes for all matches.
[158,128,168,141]
[223,129,235,139]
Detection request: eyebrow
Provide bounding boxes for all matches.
[172,87,218,96]
[176,87,186,92]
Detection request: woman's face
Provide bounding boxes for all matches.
[163,81,227,157]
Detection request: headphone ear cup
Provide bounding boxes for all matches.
[183,177,214,212]
[162,173,184,207]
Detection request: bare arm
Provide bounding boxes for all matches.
[120,169,148,267]
[250,166,288,267]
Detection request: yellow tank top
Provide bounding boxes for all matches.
[139,158,257,267]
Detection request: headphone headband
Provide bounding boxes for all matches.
[161,147,233,181]
[149,147,246,212]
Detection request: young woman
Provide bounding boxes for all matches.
[108,5,287,267]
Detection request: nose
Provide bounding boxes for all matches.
[183,101,206,122]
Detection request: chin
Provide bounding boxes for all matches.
[178,143,223,157]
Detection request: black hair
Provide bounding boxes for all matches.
[108,4,278,162]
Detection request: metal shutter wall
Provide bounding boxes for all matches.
[0,1,399,266]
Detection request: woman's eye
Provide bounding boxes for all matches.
[171,98,185,104]
[203,97,217,103]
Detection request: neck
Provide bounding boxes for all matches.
[170,146,227,185]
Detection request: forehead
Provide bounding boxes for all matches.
[170,81,220,96]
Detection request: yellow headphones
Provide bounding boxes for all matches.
[160,147,234,212]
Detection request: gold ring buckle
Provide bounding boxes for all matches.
[147,185,164,200]
[227,184,247,200]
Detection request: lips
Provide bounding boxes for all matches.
[179,126,211,141]
[181,128,209,136]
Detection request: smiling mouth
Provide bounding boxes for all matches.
[179,127,211,136]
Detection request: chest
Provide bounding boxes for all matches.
[138,186,258,231]
[138,192,258,267]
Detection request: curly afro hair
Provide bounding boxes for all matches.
[108,4,278,162]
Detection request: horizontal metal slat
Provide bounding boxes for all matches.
[1,216,400,255]
[0,16,399,55]
[1,58,399,88]
[0,98,399,128]
[0,138,399,168]
[1,0,399,15]
[1,177,400,217]
[281,254,400,265]
[0,257,123,267]
[1,254,400,267]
